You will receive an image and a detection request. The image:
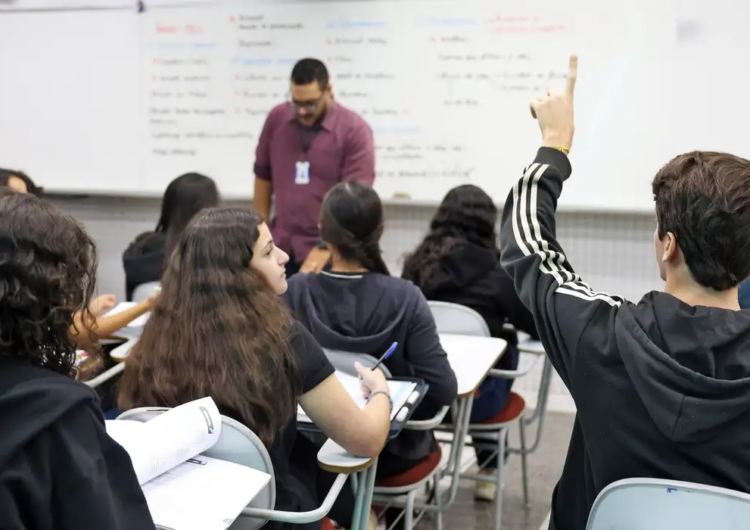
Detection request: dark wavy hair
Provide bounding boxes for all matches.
[118,208,299,445]
[402,185,499,296]
[154,173,219,260]
[320,181,390,275]
[653,151,750,290]
[0,191,97,376]
[0,168,43,196]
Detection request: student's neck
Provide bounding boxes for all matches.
[330,258,368,274]
[665,276,740,310]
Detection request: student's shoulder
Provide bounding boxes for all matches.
[127,231,165,252]
[288,320,335,392]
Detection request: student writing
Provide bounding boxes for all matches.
[283,182,457,527]
[402,184,538,501]
[117,207,391,530]
[500,55,750,530]
[0,191,153,530]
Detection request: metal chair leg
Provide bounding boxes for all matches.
[404,489,417,530]
[519,419,530,508]
[494,431,506,530]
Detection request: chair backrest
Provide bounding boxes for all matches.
[427,301,491,337]
[117,408,275,530]
[132,281,161,303]
[587,478,750,530]
[323,348,393,378]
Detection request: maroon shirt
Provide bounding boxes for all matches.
[254,102,375,261]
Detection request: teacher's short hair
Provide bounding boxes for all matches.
[291,58,329,90]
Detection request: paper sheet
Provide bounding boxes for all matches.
[298,371,417,423]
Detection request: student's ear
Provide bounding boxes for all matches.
[662,232,679,263]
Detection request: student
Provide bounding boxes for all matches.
[0,185,155,348]
[501,55,750,530]
[402,184,537,501]
[0,167,42,196]
[122,172,219,300]
[0,191,153,529]
[117,207,391,530]
[283,183,457,497]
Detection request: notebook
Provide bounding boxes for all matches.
[297,370,418,423]
[107,397,271,530]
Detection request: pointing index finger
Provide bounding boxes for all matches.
[566,54,578,97]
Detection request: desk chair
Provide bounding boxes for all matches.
[322,348,450,530]
[117,408,348,529]
[428,301,534,530]
[132,281,161,303]
[587,478,750,530]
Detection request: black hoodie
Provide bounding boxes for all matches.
[409,240,538,348]
[122,232,166,300]
[501,147,750,530]
[283,271,457,468]
[0,359,154,529]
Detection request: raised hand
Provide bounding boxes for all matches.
[530,55,578,151]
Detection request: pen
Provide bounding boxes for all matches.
[372,342,398,371]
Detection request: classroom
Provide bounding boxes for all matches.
[1,0,750,529]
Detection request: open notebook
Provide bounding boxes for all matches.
[106,397,271,530]
[297,370,418,423]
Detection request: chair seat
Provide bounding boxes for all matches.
[374,447,442,488]
[471,392,525,429]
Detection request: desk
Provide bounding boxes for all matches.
[418,334,506,514]
[318,439,377,530]
[439,334,507,397]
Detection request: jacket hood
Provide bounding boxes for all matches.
[285,272,418,355]
[430,242,499,294]
[618,292,750,443]
[0,360,95,467]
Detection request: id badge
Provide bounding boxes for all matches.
[295,161,311,185]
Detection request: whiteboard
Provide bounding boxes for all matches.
[0,10,141,194]
[2,0,744,211]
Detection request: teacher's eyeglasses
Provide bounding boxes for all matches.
[288,94,325,114]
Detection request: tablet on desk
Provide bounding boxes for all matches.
[297,371,427,440]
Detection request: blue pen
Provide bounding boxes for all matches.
[371,342,398,370]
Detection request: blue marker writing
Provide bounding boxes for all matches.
[371,342,397,371]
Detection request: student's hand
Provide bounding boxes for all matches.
[89,294,116,317]
[530,54,578,151]
[300,247,331,274]
[354,361,389,399]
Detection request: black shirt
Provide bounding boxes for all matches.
[256,322,335,530]
[122,232,166,300]
[0,359,153,530]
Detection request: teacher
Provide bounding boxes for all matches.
[253,58,375,276]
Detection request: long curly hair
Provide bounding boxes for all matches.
[320,182,390,275]
[118,208,299,445]
[402,185,499,297]
[0,191,97,376]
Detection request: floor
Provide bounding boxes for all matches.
[411,411,576,530]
